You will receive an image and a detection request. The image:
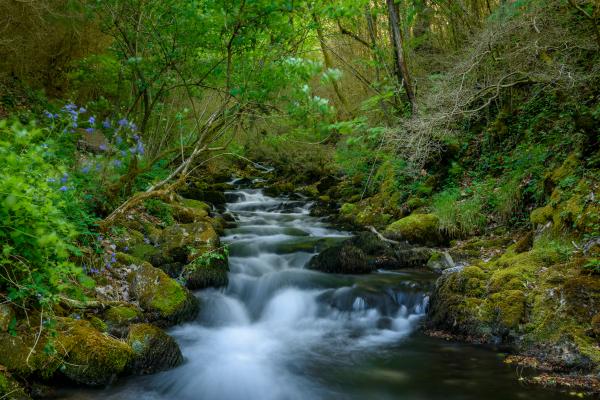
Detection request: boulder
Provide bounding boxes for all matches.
[129,262,199,326]
[104,305,143,337]
[427,251,455,272]
[0,331,59,377]
[384,213,444,246]
[308,232,432,274]
[57,320,133,386]
[184,248,229,290]
[126,323,183,375]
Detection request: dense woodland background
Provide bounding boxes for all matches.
[0,0,599,395]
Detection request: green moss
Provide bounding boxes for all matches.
[58,319,133,386]
[105,305,141,325]
[126,323,183,374]
[486,290,526,329]
[129,243,160,261]
[181,198,211,212]
[548,153,579,184]
[89,316,108,332]
[406,197,426,211]
[116,252,143,266]
[0,331,60,377]
[129,263,199,324]
[384,213,442,245]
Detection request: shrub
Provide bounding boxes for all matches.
[0,120,92,308]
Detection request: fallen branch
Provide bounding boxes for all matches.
[367,225,401,244]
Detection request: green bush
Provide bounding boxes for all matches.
[0,120,91,308]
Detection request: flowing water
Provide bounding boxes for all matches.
[64,181,571,400]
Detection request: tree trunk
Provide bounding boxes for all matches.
[386,0,416,113]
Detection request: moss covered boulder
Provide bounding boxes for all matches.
[104,304,143,337]
[0,331,59,377]
[129,262,199,326]
[126,324,183,375]
[428,235,600,371]
[184,248,229,290]
[309,232,432,274]
[57,320,133,386]
[384,213,444,246]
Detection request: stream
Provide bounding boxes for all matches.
[64,181,571,400]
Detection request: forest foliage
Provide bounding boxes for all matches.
[0,0,599,309]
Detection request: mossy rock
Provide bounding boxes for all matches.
[406,197,427,211]
[181,198,211,212]
[486,290,526,330]
[129,243,160,263]
[159,222,220,253]
[170,204,208,224]
[89,316,108,333]
[547,153,579,185]
[57,319,133,386]
[126,323,183,375]
[129,262,199,326]
[0,371,30,400]
[339,203,356,216]
[184,249,229,290]
[561,275,600,322]
[427,251,454,272]
[0,331,60,377]
[104,305,142,337]
[384,213,443,246]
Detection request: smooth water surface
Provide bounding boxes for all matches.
[63,182,570,400]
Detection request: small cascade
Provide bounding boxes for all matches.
[63,180,568,400]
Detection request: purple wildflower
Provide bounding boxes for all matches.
[99,144,107,151]
[60,173,68,183]
[133,134,140,141]
[118,118,128,127]
[88,116,96,125]
[129,146,137,155]
[59,186,68,191]
[113,159,122,168]
[136,142,145,155]
[78,107,86,113]
[64,103,77,111]
[82,165,90,174]
[130,123,138,131]
[102,119,111,129]
[47,178,56,183]
[43,111,54,119]
[85,127,94,134]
